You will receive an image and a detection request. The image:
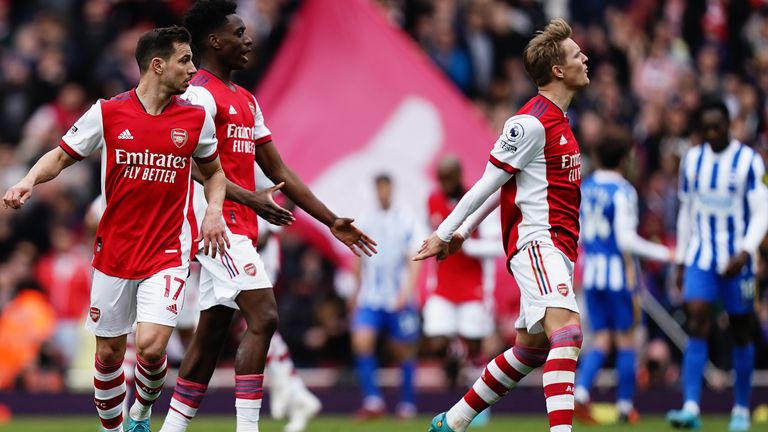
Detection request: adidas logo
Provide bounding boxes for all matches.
[559,135,568,145]
[566,385,574,393]
[118,129,134,140]
[229,105,237,115]
[166,304,178,315]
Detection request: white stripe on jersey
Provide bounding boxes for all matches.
[356,207,423,311]
[679,140,759,273]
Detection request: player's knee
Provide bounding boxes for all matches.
[135,338,167,363]
[729,313,755,346]
[248,305,278,336]
[96,342,125,364]
[685,315,711,338]
[548,324,583,351]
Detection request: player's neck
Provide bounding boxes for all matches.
[201,61,234,86]
[537,86,575,113]
[135,81,172,115]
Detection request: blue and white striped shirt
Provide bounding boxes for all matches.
[677,140,768,273]
[356,206,425,311]
[581,171,670,291]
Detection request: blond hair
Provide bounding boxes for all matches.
[523,19,573,87]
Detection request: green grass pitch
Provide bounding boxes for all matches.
[0,415,736,431]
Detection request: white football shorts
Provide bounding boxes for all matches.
[176,261,201,329]
[508,240,579,334]
[422,295,494,339]
[197,232,272,311]
[86,265,189,337]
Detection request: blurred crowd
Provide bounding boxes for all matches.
[1,0,768,394]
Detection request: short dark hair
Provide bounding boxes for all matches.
[183,0,238,51]
[697,99,730,126]
[374,173,392,184]
[594,125,632,169]
[135,26,191,73]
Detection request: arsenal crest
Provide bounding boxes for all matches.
[89,307,101,322]
[244,263,257,276]
[557,283,569,296]
[171,128,188,148]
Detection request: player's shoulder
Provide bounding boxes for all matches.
[101,91,130,107]
[175,95,206,111]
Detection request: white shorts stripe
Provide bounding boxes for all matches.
[542,371,576,387]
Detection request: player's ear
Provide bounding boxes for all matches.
[552,64,565,80]
[208,33,220,50]
[151,57,165,75]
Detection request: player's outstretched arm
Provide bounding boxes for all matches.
[190,163,294,226]
[196,156,230,258]
[414,163,511,261]
[255,141,377,256]
[3,147,78,209]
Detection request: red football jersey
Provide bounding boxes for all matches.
[488,94,581,263]
[59,89,218,279]
[428,190,484,303]
[183,69,273,243]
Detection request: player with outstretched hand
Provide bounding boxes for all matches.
[414,18,588,432]
[4,26,228,432]
[158,2,376,432]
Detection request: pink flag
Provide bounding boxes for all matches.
[256,0,496,258]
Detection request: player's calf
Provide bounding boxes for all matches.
[543,325,582,432]
[442,344,548,432]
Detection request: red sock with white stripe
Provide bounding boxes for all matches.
[445,345,549,431]
[159,377,208,432]
[130,354,168,421]
[94,355,127,432]
[543,325,583,432]
[236,374,264,432]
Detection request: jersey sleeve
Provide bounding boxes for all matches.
[741,153,768,255]
[614,184,670,261]
[193,112,219,163]
[488,114,545,174]
[181,85,218,118]
[60,101,104,160]
[251,95,272,145]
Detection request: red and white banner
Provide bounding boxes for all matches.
[256,0,496,258]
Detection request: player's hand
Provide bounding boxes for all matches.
[393,289,410,311]
[3,179,34,209]
[330,218,377,257]
[447,232,466,256]
[674,263,685,292]
[723,251,750,278]
[198,211,230,259]
[667,247,676,262]
[413,232,450,261]
[244,182,295,226]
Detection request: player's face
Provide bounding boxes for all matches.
[437,166,461,196]
[162,42,196,94]
[558,38,589,90]
[701,110,730,151]
[375,180,391,208]
[215,14,253,70]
